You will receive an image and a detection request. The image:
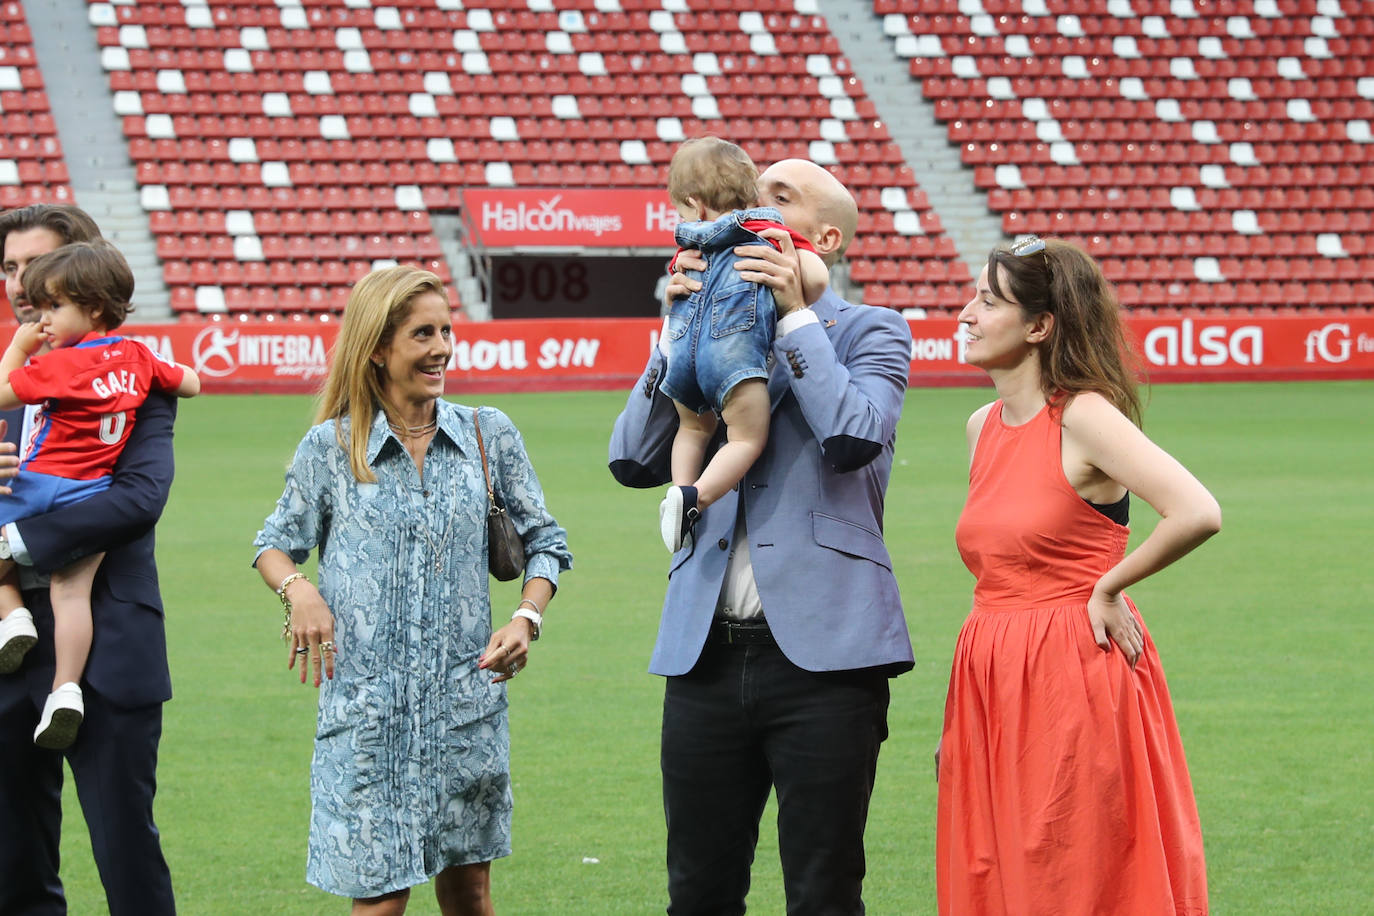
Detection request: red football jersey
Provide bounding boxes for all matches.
[9,333,185,480]
[737,220,816,254]
[668,219,817,273]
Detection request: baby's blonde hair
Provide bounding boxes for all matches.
[667,137,759,215]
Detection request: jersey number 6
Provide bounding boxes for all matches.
[98,411,127,445]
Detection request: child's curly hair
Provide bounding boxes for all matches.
[22,240,135,330]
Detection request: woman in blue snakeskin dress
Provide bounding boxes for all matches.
[254,266,572,914]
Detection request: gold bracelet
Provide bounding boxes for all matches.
[277,572,308,640]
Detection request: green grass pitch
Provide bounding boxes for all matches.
[47,380,1374,914]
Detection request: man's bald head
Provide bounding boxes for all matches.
[757,159,859,267]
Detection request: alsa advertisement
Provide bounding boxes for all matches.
[110,315,1374,394]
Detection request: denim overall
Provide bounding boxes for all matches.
[659,206,784,413]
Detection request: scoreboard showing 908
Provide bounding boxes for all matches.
[488,255,670,320]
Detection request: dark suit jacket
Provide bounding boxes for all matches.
[7,394,177,706]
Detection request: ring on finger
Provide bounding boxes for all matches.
[509,661,521,676]
[295,647,309,655]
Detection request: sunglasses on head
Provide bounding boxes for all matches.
[1004,235,1054,305]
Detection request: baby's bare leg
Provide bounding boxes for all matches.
[671,399,718,487]
[0,559,21,619]
[693,379,770,508]
[48,552,103,689]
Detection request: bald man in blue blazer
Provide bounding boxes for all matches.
[610,160,914,916]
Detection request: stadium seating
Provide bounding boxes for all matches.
[88,0,964,317]
[25,0,1363,319]
[881,0,1374,311]
[0,2,73,211]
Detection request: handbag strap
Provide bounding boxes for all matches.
[472,407,496,504]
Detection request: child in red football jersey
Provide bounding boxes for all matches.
[0,241,199,748]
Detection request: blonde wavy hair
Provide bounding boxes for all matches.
[315,265,448,482]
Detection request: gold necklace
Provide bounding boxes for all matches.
[388,418,438,438]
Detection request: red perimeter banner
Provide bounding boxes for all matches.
[462,188,679,248]
[111,314,1373,394]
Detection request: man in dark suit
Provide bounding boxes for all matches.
[0,204,177,915]
[609,160,914,914]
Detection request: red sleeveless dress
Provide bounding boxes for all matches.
[936,401,1207,915]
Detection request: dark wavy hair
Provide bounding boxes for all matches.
[23,240,134,330]
[987,237,1144,426]
[0,204,102,254]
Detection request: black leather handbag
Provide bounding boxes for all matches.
[473,408,524,581]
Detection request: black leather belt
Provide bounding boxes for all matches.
[709,617,776,645]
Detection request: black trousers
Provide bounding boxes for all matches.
[661,634,890,916]
[0,668,175,916]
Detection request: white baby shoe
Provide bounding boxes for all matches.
[34,682,84,750]
[659,485,701,553]
[0,607,37,673]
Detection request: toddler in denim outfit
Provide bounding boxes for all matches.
[657,137,831,552]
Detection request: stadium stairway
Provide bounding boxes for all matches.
[818,0,1004,277]
[429,210,486,320]
[26,0,170,318]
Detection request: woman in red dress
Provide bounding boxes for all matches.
[935,237,1219,915]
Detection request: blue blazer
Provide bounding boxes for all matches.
[610,291,915,676]
[6,394,177,707]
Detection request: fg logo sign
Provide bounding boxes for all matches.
[1303,323,1352,364]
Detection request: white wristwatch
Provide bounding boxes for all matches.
[512,605,542,641]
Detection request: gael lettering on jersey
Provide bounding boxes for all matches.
[91,369,141,400]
